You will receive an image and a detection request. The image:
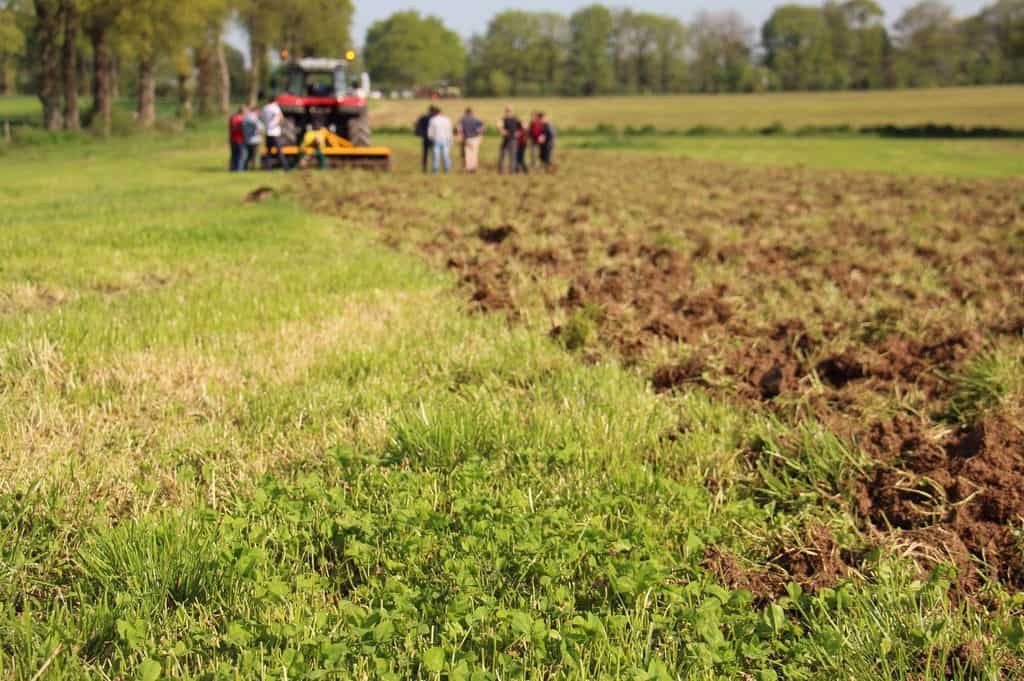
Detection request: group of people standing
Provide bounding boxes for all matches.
[415,105,555,175]
[227,93,290,171]
[230,99,557,174]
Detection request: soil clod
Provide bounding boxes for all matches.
[243,186,276,203]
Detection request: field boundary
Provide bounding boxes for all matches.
[375,122,1024,139]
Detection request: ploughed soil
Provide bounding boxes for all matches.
[300,152,1024,596]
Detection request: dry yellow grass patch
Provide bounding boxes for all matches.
[0,283,77,315]
[0,289,444,510]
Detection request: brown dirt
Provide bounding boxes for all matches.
[701,545,787,603]
[856,415,1024,590]
[651,355,707,392]
[703,525,853,601]
[478,225,516,244]
[773,524,853,593]
[299,152,1024,596]
[243,186,276,203]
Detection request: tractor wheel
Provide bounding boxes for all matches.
[348,110,371,147]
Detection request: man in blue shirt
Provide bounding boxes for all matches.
[457,108,484,173]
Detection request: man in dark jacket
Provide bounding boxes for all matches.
[497,105,521,175]
[538,112,556,171]
[414,107,436,173]
[529,112,544,168]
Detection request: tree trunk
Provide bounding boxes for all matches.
[196,39,217,117]
[90,26,112,136]
[110,55,119,98]
[216,37,230,113]
[62,0,80,131]
[138,59,155,127]
[35,0,64,131]
[1,57,13,96]
[77,47,89,96]
[177,71,193,121]
[247,41,265,106]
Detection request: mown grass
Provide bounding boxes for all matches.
[0,96,46,122]
[2,122,1023,679]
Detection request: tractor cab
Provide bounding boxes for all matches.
[280,59,361,100]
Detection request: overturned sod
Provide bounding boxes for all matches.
[306,152,1024,599]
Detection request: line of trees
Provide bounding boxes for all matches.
[5,0,1024,133]
[3,0,353,132]
[365,0,1024,96]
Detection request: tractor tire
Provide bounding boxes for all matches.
[348,110,371,147]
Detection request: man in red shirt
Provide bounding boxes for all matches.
[228,106,246,172]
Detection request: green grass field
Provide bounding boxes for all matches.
[2,92,1023,679]
[630,135,1024,176]
[368,86,1024,131]
[0,95,48,122]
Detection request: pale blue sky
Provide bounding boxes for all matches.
[351,1,991,44]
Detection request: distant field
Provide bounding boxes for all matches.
[7,87,1024,132]
[370,86,1024,131]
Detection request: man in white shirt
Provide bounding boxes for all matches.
[259,92,290,170]
[427,105,453,174]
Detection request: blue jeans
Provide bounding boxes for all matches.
[229,142,245,171]
[432,140,451,173]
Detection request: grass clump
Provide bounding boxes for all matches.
[555,305,602,351]
[949,346,1024,421]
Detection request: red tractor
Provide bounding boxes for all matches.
[268,56,391,170]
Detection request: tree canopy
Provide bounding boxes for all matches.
[364,11,464,90]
